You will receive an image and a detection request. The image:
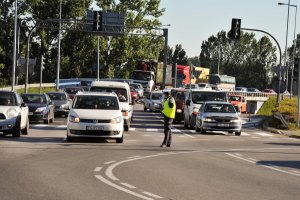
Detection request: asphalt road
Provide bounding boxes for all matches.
[0,103,300,200]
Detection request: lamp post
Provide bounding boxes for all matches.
[12,0,18,91]
[56,0,62,91]
[278,1,291,96]
[278,2,297,98]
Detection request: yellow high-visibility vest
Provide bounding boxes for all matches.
[162,97,176,118]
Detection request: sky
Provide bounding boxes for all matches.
[159,0,299,58]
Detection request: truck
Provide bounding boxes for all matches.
[155,63,190,88]
[131,70,155,94]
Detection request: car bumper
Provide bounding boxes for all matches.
[0,117,18,131]
[28,113,48,122]
[67,122,123,138]
[202,122,242,132]
[54,108,69,115]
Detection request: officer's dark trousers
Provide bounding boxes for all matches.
[162,115,173,145]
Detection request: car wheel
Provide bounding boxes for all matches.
[195,125,201,133]
[44,114,50,124]
[66,136,74,142]
[235,131,241,136]
[116,135,123,143]
[183,118,189,128]
[21,117,29,135]
[11,117,21,137]
[124,124,129,131]
[200,128,206,134]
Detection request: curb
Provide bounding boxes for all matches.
[262,121,300,139]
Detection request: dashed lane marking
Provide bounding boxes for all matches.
[121,182,137,189]
[142,192,163,199]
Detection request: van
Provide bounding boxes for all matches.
[170,88,187,122]
[90,81,133,131]
[183,89,228,129]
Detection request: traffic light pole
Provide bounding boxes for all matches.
[240,27,282,106]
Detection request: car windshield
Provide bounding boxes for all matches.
[204,103,236,113]
[22,94,46,104]
[151,93,162,100]
[229,96,241,101]
[175,92,185,100]
[130,84,141,89]
[47,93,67,101]
[0,92,16,106]
[192,91,227,104]
[132,71,151,81]
[89,87,128,102]
[73,96,119,110]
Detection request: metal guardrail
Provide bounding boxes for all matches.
[0,83,55,91]
[226,91,277,98]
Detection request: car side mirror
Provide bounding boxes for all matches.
[186,99,190,106]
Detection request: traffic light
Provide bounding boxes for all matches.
[230,18,241,40]
[93,11,103,31]
[293,57,299,82]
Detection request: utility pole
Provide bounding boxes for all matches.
[162,28,168,90]
[12,0,18,91]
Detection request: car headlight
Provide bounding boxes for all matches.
[69,115,80,123]
[204,118,214,122]
[6,108,18,118]
[60,104,69,109]
[35,107,46,113]
[231,118,241,123]
[192,107,199,115]
[176,109,182,113]
[111,116,122,124]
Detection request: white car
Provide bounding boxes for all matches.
[66,92,124,143]
[0,91,29,137]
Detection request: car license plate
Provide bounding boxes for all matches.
[217,123,229,127]
[86,125,104,131]
[28,112,33,115]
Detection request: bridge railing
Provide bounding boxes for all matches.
[226,91,278,98]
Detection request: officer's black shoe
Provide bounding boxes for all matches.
[166,144,171,147]
[160,144,166,147]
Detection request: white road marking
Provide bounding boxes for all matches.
[226,153,256,164]
[142,192,163,199]
[146,129,159,132]
[241,132,250,136]
[129,128,136,131]
[248,158,258,162]
[234,153,243,156]
[94,167,102,172]
[104,161,116,165]
[290,170,300,175]
[127,156,141,159]
[95,175,154,200]
[254,132,274,137]
[57,125,67,128]
[121,182,137,189]
[143,135,151,137]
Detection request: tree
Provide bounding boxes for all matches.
[199,30,277,90]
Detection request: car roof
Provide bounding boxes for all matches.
[203,101,232,105]
[91,80,130,89]
[75,91,118,97]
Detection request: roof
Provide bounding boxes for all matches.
[75,91,118,97]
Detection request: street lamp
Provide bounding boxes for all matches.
[278,1,291,95]
[278,2,297,97]
[56,0,62,91]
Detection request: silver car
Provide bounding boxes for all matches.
[195,101,242,135]
[143,91,163,112]
[47,92,72,117]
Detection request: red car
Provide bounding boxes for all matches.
[130,86,138,102]
[171,88,187,122]
[262,89,277,94]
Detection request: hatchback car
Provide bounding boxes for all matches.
[195,101,242,136]
[47,92,72,117]
[130,86,138,102]
[143,90,163,112]
[21,93,55,124]
[67,92,124,143]
[130,83,144,98]
[0,91,29,137]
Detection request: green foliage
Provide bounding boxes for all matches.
[256,96,277,116]
[17,87,56,94]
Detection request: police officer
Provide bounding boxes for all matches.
[160,91,176,147]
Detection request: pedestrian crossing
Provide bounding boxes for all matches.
[29,124,282,139]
